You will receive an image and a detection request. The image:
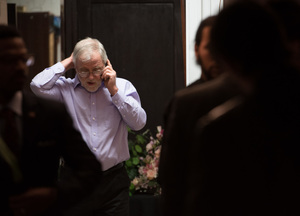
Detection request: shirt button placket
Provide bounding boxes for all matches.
[91,95,98,151]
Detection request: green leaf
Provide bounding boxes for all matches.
[132,157,140,165]
[128,140,135,147]
[135,145,142,153]
[132,149,137,156]
[136,134,146,144]
[125,160,132,167]
[129,183,136,196]
[129,183,135,190]
[148,181,158,187]
[127,169,138,180]
[127,127,133,134]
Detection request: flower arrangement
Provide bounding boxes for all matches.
[126,126,163,196]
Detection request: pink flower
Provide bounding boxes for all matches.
[146,142,153,152]
[155,146,161,158]
[147,163,153,170]
[132,177,139,186]
[145,155,152,163]
[157,126,162,133]
[156,126,164,140]
[147,169,157,180]
[139,166,146,175]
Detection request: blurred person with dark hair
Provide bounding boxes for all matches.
[190,15,220,86]
[186,1,300,215]
[158,15,240,216]
[0,24,101,216]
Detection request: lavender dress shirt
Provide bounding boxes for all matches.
[30,62,147,170]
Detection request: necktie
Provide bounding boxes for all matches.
[0,107,21,159]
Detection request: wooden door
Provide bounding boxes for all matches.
[17,12,54,91]
[63,0,185,132]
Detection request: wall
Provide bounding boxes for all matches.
[0,0,7,24]
[6,0,60,16]
[6,0,62,61]
[185,0,223,86]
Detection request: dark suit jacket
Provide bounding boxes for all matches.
[186,69,300,215]
[158,73,240,216]
[0,90,102,215]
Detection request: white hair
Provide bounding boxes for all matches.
[72,37,108,66]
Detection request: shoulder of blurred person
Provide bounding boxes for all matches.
[162,73,239,132]
[159,72,241,216]
[186,84,300,215]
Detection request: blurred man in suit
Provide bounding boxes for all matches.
[158,15,240,216]
[0,24,101,216]
[186,1,300,215]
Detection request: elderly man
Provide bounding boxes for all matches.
[31,37,147,216]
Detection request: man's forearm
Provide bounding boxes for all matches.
[31,63,65,90]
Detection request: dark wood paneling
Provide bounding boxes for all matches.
[64,0,184,132]
[7,4,17,26]
[17,12,53,91]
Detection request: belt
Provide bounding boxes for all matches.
[102,162,124,175]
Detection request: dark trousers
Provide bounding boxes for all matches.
[57,164,130,216]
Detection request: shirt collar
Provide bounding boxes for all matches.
[73,74,81,89]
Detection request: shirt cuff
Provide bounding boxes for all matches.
[49,62,66,74]
[111,91,126,108]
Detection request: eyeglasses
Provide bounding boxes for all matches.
[26,55,35,67]
[77,68,104,78]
